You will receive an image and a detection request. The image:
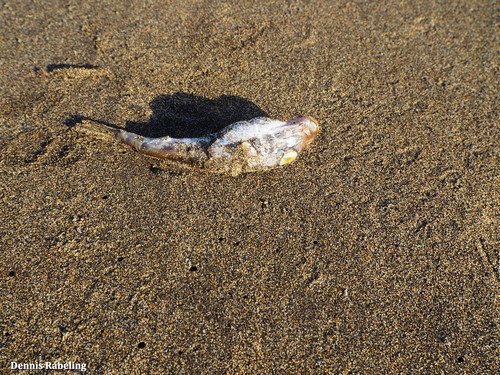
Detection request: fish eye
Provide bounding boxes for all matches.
[279,150,298,165]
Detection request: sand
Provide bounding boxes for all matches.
[1,0,498,373]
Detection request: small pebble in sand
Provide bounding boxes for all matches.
[77,116,319,176]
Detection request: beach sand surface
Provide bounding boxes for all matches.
[1,0,498,373]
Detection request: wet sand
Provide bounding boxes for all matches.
[1,1,498,373]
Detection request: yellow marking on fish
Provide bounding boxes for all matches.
[280,150,298,165]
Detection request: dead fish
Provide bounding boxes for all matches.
[77,116,319,176]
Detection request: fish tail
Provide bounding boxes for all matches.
[75,119,208,165]
[75,120,123,141]
[75,119,160,156]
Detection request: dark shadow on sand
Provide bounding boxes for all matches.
[65,92,268,138]
[46,63,99,72]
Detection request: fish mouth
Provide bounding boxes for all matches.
[286,116,320,144]
[288,115,319,131]
[302,116,319,134]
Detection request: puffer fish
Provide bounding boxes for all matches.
[77,116,319,176]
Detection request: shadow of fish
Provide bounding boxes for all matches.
[76,116,319,176]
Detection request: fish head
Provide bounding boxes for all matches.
[283,115,319,150]
[207,115,320,172]
[243,115,319,167]
[271,115,319,166]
